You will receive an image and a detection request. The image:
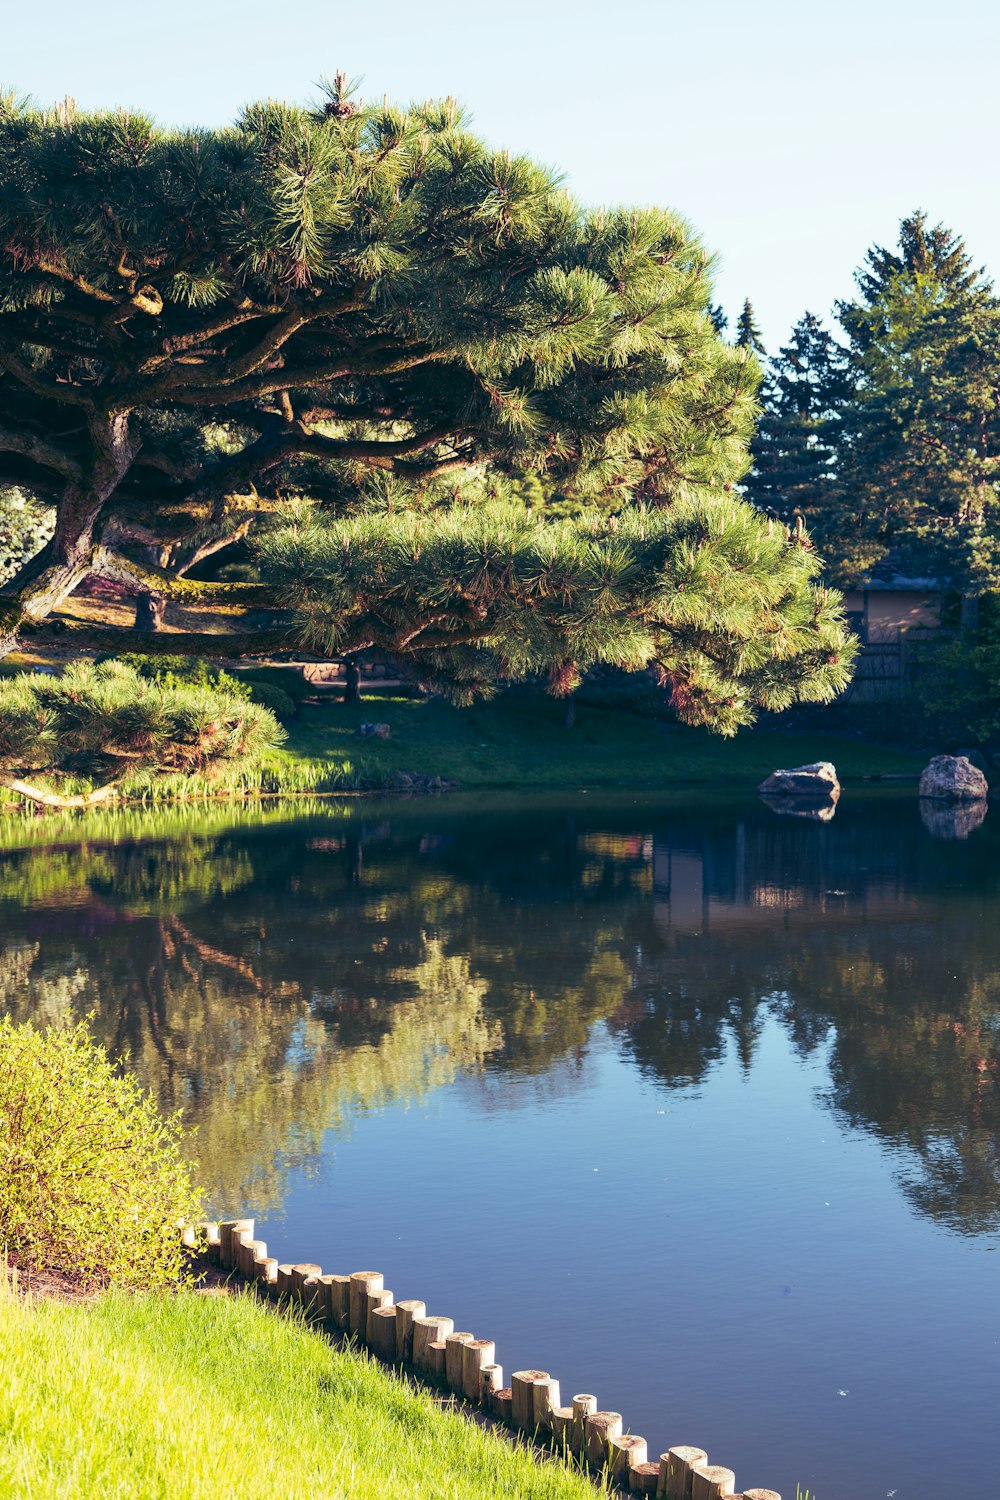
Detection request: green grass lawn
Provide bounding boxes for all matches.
[1,1287,600,1500]
[267,691,924,793]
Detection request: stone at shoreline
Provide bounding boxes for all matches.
[757,761,841,803]
[357,721,392,740]
[918,754,988,802]
[919,798,988,840]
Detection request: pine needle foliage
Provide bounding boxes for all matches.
[0,85,758,657]
[0,660,283,803]
[261,499,854,732]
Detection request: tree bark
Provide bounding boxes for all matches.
[564,695,577,729]
[1,777,117,809]
[134,592,166,632]
[343,659,362,703]
[960,592,980,635]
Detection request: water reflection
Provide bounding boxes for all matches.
[0,794,998,1236]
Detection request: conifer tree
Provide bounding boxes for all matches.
[0,82,855,724]
[735,299,766,358]
[837,211,1000,620]
[742,313,857,580]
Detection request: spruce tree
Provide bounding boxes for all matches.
[735,299,766,358]
[742,313,858,581]
[837,211,1000,618]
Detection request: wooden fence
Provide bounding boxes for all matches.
[180,1218,781,1500]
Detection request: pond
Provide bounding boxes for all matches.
[1,790,997,1499]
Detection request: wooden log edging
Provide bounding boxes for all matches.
[182,1218,780,1499]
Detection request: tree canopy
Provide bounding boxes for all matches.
[0,80,854,725]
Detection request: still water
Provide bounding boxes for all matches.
[1,791,998,1499]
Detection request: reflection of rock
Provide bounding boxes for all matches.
[919,754,988,801]
[919,798,988,840]
[758,762,839,822]
[758,790,838,822]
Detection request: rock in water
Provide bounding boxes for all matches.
[918,754,988,802]
[757,761,841,803]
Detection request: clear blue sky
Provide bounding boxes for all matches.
[4,0,998,350]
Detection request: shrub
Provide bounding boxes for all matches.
[233,665,313,703]
[0,659,284,806]
[0,1017,201,1289]
[241,681,298,722]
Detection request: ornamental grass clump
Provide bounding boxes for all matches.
[0,1017,201,1289]
[0,658,284,808]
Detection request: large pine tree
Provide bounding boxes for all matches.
[0,81,854,726]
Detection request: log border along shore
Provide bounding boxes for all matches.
[180,1218,780,1500]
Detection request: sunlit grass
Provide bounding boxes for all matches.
[0,1287,602,1500]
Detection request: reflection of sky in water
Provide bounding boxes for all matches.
[1,792,998,1499]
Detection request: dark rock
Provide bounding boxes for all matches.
[357,721,392,740]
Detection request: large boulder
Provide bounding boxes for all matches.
[918,754,988,802]
[757,761,841,803]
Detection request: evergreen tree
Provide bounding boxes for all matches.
[735,299,766,358]
[742,313,858,581]
[0,83,854,723]
[837,211,1000,617]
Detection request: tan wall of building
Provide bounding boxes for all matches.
[842,588,940,642]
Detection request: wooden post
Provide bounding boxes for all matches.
[584,1412,623,1469]
[444,1332,474,1393]
[327,1274,351,1330]
[302,1275,327,1319]
[218,1219,253,1268]
[204,1224,221,1264]
[493,1388,513,1424]
[180,1223,197,1249]
[291,1263,322,1302]
[369,1305,399,1360]
[660,1447,708,1500]
[428,1340,448,1384]
[690,1466,736,1500]
[255,1255,278,1290]
[532,1376,560,1432]
[461,1339,496,1402]
[365,1288,394,1344]
[275,1264,295,1300]
[348,1272,383,1336]
[572,1395,597,1456]
[242,1239,266,1278]
[394,1299,426,1362]
[232,1227,254,1274]
[550,1407,575,1449]
[412,1316,454,1374]
[610,1436,649,1480]
[510,1370,548,1431]
[481,1364,504,1404]
[631,1461,662,1495]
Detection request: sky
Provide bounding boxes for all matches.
[3,0,999,351]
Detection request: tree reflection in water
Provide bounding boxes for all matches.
[0,794,997,1232]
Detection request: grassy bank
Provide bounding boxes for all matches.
[1,1286,598,1500]
[265,691,925,793]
